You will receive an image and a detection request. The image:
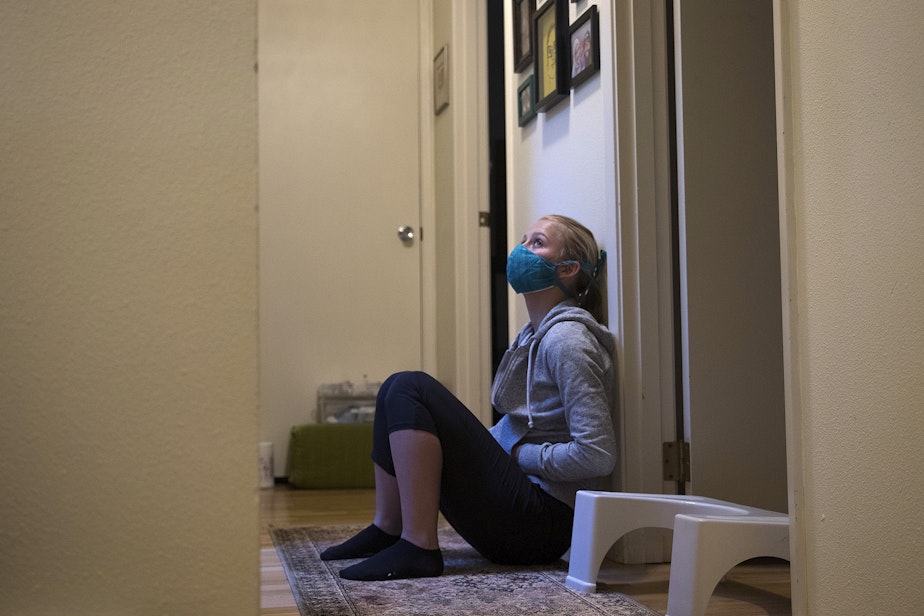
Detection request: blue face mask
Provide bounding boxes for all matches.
[506,244,575,294]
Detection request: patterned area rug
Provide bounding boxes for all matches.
[270,525,659,616]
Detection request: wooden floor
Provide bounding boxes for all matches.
[259,485,791,615]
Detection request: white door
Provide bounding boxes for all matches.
[259,0,424,473]
[673,0,788,512]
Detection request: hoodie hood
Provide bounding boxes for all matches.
[530,300,614,350]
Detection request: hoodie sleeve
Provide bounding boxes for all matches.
[513,321,618,482]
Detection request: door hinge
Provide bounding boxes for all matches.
[662,441,690,483]
[478,211,491,227]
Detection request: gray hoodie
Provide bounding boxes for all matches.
[489,300,618,508]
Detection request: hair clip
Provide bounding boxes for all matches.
[592,250,606,279]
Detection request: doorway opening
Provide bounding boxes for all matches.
[664,0,686,495]
[487,0,508,423]
[665,0,787,512]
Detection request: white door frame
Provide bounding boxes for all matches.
[418,0,438,377]
[448,0,493,423]
[418,0,491,422]
[609,0,679,562]
[773,0,805,610]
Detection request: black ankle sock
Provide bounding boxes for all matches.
[338,538,444,581]
[319,524,400,561]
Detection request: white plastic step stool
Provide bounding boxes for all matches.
[565,491,789,616]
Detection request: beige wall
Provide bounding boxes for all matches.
[0,2,259,614]
[782,1,924,613]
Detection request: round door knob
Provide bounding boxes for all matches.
[397,226,415,243]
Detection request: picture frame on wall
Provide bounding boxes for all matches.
[517,75,537,126]
[513,0,535,73]
[569,6,600,89]
[533,0,569,112]
[433,45,449,115]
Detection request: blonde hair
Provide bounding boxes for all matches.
[541,215,607,323]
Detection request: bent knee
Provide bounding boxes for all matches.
[383,370,435,391]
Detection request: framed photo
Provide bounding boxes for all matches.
[517,75,537,126]
[512,0,535,73]
[533,0,569,112]
[569,6,600,88]
[433,45,449,115]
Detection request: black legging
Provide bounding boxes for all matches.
[371,371,574,565]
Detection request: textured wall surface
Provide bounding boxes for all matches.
[0,1,259,614]
[787,1,924,613]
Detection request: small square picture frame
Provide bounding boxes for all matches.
[433,45,449,115]
[517,75,537,126]
[569,6,600,89]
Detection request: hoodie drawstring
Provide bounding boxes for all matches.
[525,338,539,428]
